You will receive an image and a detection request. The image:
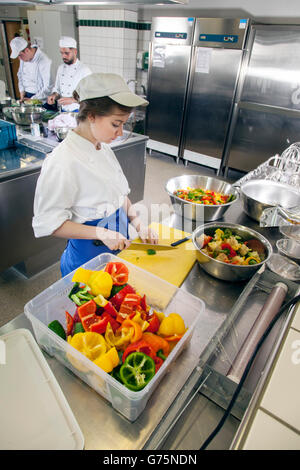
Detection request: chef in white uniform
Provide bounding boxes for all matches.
[47,36,91,112]
[10,36,52,102]
[33,73,157,277]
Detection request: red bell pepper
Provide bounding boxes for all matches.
[141,294,147,312]
[221,242,236,258]
[145,312,160,333]
[110,284,136,309]
[102,312,120,333]
[153,356,164,373]
[65,311,74,336]
[122,339,155,362]
[103,301,118,318]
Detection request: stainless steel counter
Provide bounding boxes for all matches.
[1,200,298,450]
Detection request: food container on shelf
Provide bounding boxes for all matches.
[165,174,239,222]
[24,253,205,421]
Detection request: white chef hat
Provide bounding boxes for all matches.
[10,37,28,59]
[59,36,77,48]
[76,73,149,107]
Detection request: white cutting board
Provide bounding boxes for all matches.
[0,328,84,450]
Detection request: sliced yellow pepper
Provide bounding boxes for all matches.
[154,310,165,323]
[105,323,133,350]
[68,331,107,361]
[72,267,94,284]
[88,270,113,298]
[131,312,150,332]
[244,256,260,265]
[93,347,119,373]
[158,313,186,337]
[94,293,108,307]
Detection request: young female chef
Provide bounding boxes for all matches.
[32,73,158,277]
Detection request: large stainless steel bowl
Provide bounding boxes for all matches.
[55,127,70,142]
[11,106,45,125]
[192,222,272,281]
[2,106,13,120]
[240,179,300,222]
[0,97,12,110]
[165,175,239,222]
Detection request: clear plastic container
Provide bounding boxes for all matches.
[25,253,205,421]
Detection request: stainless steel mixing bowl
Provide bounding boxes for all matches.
[240,179,300,222]
[0,97,12,110]
[165,175,239,222]
[192,222,273,281]
[276,238,300,264]
[2,106,13,120]
[55,127,70,142]
[11,106,45,125]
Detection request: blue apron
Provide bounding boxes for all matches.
[60,207,129,277]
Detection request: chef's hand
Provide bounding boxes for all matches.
[97,229,131,251]
[47,94,57,105]
[58,97,76,106]
[138,225,159,244]
[19,91,25,102]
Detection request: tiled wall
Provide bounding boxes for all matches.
[77,9,151,93]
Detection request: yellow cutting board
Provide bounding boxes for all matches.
[118,222,197,287]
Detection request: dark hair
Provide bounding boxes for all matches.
[72,92,133,122]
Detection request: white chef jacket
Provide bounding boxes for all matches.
[17,47,53,101]
[52,59,92,112]
[32,130,130,238]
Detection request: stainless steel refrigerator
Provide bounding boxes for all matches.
[146,17,195,159]
[221,24,300,174]
[181,17,250,170]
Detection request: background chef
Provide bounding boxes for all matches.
[10,36,53,102]
[47,36,92,112]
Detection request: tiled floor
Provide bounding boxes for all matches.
[0,150,243,450]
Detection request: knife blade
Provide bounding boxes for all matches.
[126,242,177,251]
[92,239,177,251]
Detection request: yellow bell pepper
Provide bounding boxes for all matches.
[68,332,107,361]
[93,347,119,373]
[158,313,186,337]
[154,310,165,323]
[72,267,94,284]
[88,270,113,298]
[94,293,108,307]
[131,312,149,332]
[244,256,260,265]
[105,323,133,350]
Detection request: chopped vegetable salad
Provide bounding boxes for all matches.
[174,187,235,205]
[199,228,264,265]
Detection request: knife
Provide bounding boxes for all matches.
[93,240,177,251]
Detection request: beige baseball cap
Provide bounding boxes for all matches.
[10,37,28,59]
[75,73,148,107]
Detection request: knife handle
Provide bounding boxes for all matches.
[171,236,191,247]
[93,240,104,246]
